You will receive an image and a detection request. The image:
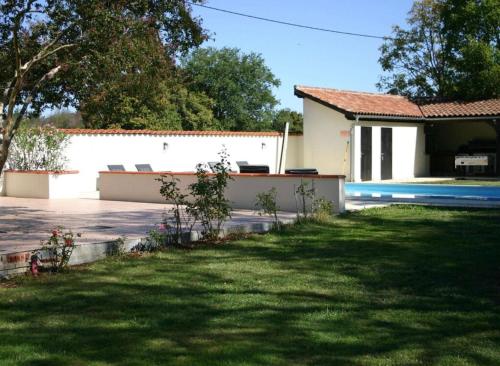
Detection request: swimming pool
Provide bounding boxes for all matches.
[346,183,500,201]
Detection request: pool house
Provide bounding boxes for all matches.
[295,86,500,181]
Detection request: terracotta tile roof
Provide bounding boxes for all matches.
[295,86,423,118]
[295,85,500,119]
[60,129,282,137]
[419,99,500,118]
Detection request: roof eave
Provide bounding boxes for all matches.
[423,115,499,121]
[350,114,423,122]
[294,87,353,118]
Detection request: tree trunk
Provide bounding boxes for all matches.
[0,117,13,176]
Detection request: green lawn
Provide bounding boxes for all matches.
[1,206,500,366]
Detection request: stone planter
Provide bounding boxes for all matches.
[5,170,81,199]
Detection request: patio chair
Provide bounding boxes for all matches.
[135,164,153,172]
[107,165,126,171]
[236,161,249,173]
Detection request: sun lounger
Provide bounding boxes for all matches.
[135,164,153,172]
[107,165,125,171]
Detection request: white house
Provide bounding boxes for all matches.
[295,85,500,181]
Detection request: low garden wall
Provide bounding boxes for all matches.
[99,171,346,213]
[0,173,5,196]
[4,170,82,199]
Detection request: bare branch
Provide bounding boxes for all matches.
[21,26,76,75]
[39,43,76,61]
[13,19,22,77]
[5,6,36,125]
[10,65,63,139]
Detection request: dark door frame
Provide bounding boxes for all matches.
[360,127,372,181]
[381,127,393,180]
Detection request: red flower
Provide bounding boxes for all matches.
[64,238,74,247]
[52,229,59,237]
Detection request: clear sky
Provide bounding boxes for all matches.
[191,0,414,111]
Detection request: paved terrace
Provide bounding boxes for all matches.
[4,194,495,264]
[0,197,297,255]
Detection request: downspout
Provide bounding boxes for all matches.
[278,122,290,174]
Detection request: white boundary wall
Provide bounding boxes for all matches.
[99,172,345,213]
[62,130,304,193]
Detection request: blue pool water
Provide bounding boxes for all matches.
[346,183,500,201]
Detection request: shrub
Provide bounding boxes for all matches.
[134,225,168,252]
[294,180,316,218]
[187,149,232,241]
[255,187,281,229]
[312,197,334,221]
[108,237,127,256]
[7,125,69,171]
[157,175,193,245]
[38,227,80,272]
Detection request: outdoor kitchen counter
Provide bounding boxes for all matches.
[98,171,346,213]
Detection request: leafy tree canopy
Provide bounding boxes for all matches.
[30,110,82,128]
[272,108,303,134]
[0,0,206,174]
[378,0,499,99]
[181,47,281,131]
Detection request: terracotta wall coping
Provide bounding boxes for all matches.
[99,171,345,179]
[59,128,303,137]
[5,170,79,175]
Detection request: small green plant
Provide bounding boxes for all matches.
[38,227,80,272]
[134,225,168,252]
[294,180,316,218]
[187,149,233,241]
[312,197,334,221]
[108,237,127,256]
[8,125,69,171]
[157,175,193,245]
[255,187,281,229]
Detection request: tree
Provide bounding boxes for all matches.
[81,71,217,130]
[440,0,500,99]
[75,18,216,130]
[378,0,499,99]
[181,47,281,131]
[0,0,206,175]
[377,0,453,97]
[272,109,303,134]
[27,110,82,128]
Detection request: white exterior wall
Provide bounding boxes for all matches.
[285,135,304,169]
[4,171,84,199]
[63,132,303,193]
[302,98,429,181]
[354,121,429,181]
[303,99,352,176]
